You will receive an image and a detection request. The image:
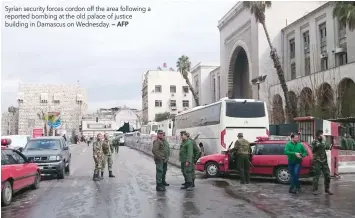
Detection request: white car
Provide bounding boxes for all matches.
[119,136,125,146]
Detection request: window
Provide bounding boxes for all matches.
[170,85,176,93]
[217,75,221,100]
[182,86,189,93]
[155,100,162,107]
[182,100,189,107]
[225,101,265,118]
[319,23,327,52]
[11,151,26,164]
[337,53,348,66]
[1,150,19,165]
[289,39,295,59]
[25,139,61,150]
[170,100,176,107]
[254,144,285,155]
[155,85,162,93]
[303,31,310,54]
[212,77,216,102]
[305,57,311,76]
[339,22,346,40]
[290,63,296,80]
[321,58,328,71]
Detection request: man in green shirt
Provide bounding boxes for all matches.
[284,134,307,194]
[162,132,170,186]
[179,131,194,191]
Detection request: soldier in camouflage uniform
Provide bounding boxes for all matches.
[180,131,194,191]
[311,130,334,195]
[162,132,170,186]
[186,132,201,188]
[233,133,251,184]
[92,133,104,181]
[101,134,115,178]
[152,130,166,191]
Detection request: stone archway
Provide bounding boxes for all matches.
[272,94,285,124]
[316,82,335,119]
[227,46,252,99]
[288,91,298,118]
[338,78,355,117]
[299,87,314,116]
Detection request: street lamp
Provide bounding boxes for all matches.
[251,75,267,100]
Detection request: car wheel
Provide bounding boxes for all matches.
[58,163,66,179]
[1,181,13,206]
[205,162,220,178]
[275,167,291,184]
[31,172,40,189]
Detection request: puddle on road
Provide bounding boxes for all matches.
[212,180,230,188]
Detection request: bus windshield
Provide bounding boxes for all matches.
[225,101,265,118]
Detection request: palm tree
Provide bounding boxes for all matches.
[243,1,296,122]
[333,2,355,31]
[37,110,48,136]
[176,55,200,106]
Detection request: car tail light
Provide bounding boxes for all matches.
[220,129,226,149]
[1,139,11,146]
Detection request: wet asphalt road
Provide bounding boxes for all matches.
[2,145,355,218]
[1,145,269,218]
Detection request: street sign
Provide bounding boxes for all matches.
[32,128,43,138]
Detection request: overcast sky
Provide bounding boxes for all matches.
[1,0,236,112]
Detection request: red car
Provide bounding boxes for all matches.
[1,139,41,206]
[195,136,313,184]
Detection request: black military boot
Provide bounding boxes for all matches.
[93,173,100,181]
[186,182,194,191]
[100,172,104,180]
[109,171,115,178]
[325,189,334,195]
[162,181,169,186]
[156,184,166,191]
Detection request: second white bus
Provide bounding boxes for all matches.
[175,98,269,155]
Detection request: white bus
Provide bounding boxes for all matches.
[140,122,159,135]
[175,98,269,155]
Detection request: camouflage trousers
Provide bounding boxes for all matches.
[102,154,113,171]
[237,154,250,183]
[94,156,103,174]
[312,160,331,191]
[181,162,193,183]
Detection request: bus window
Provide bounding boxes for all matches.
[226,101,265,118]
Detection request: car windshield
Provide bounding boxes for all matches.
[25,139,60,150]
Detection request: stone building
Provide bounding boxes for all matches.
[1,107,19,136]
[17,84,88,135]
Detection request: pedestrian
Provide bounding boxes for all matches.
[346,134,354,151]
[87,136,90,146]
[113,137,119,153]
[186,132,201,187]
[311,130,334,195]
[179,131,194,191]
[162,132,170,186]
[233,133,251,184]
[199,143,204,157]
[101,133,115,178]
[180,131,187,186]
[284,133,307,193]
[152,130,166,191]
[92,133,104,181]
[62,134,67,142]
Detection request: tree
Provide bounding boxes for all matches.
[176,55,200,106]
[37,110,48,136]
[155,112,170,122]
[243,1,295,122]
[333,1,355,31]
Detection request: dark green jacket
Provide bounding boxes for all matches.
[163,139,170,161]
[284,141,307,163]
[179,139,193,163]
[152,138,165,161]
[311,139,329,162]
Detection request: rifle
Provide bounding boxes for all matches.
[193,134,200,141]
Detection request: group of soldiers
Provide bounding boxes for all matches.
[341,134,355,150]
[92,133,117,181]
[152,130,201,191]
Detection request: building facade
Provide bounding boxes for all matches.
[17,84,88,135]
[190,63,219,107]
[1,107,19,136]
[115,109,141,130]
[81,118,117,136]
[142,69,193,123]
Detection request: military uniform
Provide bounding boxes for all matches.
[92,140,104,181]
[234,133,251,184]
[179,137,194,190]
[102,138,115,178]
[346,136,354,151]
[162,137,170,186]
[187,133,201,187]
[152,130,166,191]
[311,138,333,195]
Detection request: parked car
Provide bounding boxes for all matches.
[1,139,40,206]
[22,136,71,179]
[1,135,30,151]
[195,136,313,184]
[119,136,125,146]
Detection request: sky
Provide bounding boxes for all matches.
[1,0,236,113]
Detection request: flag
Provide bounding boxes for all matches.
[163,63,167,68]
[315,119,339,136]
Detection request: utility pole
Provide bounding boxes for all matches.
[251,75,267,100]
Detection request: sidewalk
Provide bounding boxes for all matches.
[222,175,355,217]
